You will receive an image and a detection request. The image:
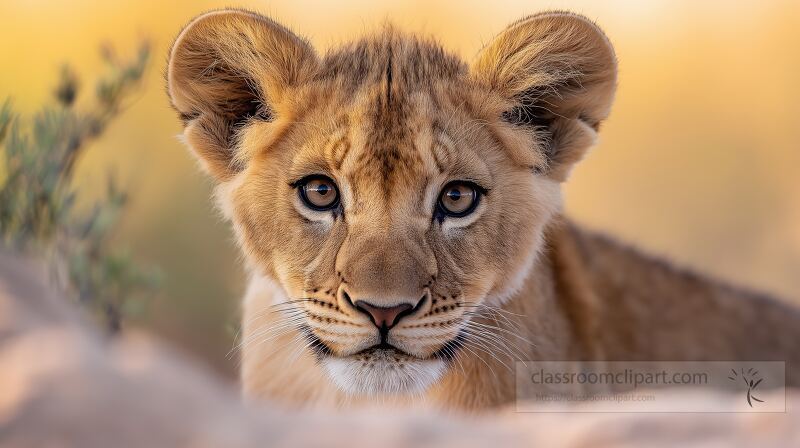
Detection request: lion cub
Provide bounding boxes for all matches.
[167,9,800,410]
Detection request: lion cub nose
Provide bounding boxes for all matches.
[354,301,414,329]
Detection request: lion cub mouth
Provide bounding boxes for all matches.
[354,342,415,359]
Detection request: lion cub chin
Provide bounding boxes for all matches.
[322,348,446,396]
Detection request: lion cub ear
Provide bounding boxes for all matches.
[472,12,617,181]
[167,10,317,181]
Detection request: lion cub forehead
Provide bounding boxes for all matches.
[317,99,443,206]
[291,96,490,211]
[284,29,494,205]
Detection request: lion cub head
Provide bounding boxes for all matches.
[167,9,616,395]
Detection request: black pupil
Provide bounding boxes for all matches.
[447,189,461,201]
[315,184,330,196]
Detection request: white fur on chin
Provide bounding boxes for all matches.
[321,350,445,396]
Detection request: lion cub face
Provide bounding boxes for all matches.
[228,76,560,394]
[168,10,616,395]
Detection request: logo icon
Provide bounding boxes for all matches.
[728,367,764,407]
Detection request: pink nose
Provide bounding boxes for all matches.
[354,301,413,329]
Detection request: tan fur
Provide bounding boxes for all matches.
[167,9,800,411]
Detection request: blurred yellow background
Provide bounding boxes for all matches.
[2,0,798,374]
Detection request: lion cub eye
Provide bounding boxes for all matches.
[437,181,481,217]
[297,176,340,211]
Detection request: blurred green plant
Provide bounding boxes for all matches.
[0,42,159,332]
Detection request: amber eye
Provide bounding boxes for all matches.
[298,176,340,211]
[437,181,481,217]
